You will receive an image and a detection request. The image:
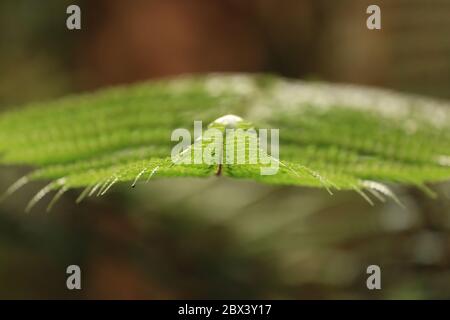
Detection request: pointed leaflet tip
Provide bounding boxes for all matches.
[354,187,375,206]
[88,182,102,197]
[46,186,69,212]
[366,188,386,203]
[0,176,29,203]
[25,178,66,213]
[76,184,94,203]
[131,169,147,188]
[145,166,160,183]
[101,177,118,196]
[361,180,405,208]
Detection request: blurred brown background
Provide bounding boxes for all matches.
[0,0,449,299]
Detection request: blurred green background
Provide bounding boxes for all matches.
[0,0,449,299]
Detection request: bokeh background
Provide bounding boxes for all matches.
[0,0,449,299]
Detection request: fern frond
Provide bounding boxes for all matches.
[0,74,449,208]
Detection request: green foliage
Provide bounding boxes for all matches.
[0,74,449,210]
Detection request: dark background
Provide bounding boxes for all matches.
[0,0,449,299]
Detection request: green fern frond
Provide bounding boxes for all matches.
[0,74,449,210]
